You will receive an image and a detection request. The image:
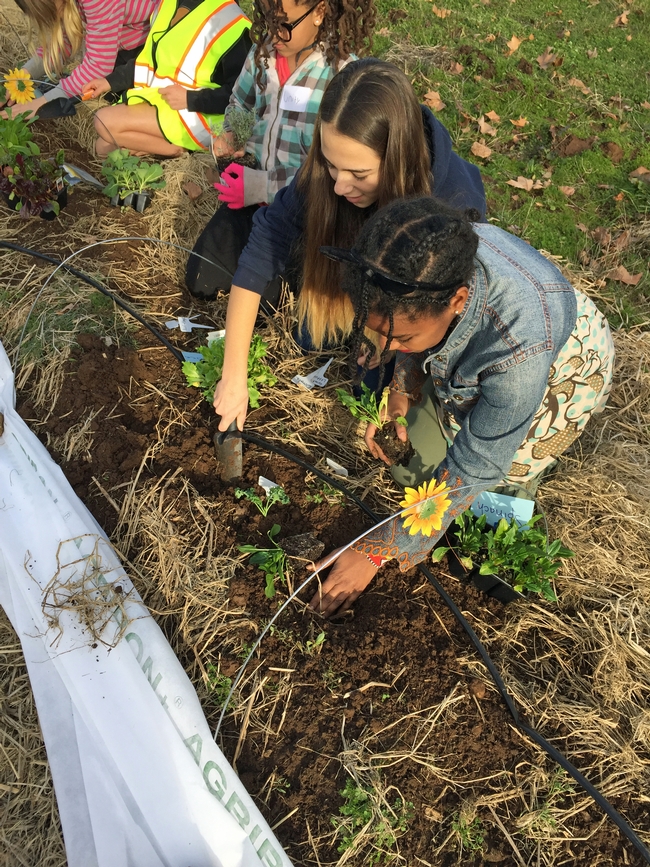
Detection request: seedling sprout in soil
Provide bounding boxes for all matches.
[433,510,574,601]
[238,524,289,599]
[234,484,290,516]
[183,333,277,408]
[336,384,414,466]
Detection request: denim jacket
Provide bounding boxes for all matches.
[351,223,578,571]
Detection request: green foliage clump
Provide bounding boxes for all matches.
[183,334,277,408]
[238,525,288,598]
[235,484,290,516]
[205,665,233,709]
[100,148,166,197]
[451,812,484,854]
[336,384,407,430]
[332,779,414,864]
[433,510,574,600]
[210,107,256,151]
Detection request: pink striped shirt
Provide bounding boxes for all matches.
[42,0,158,97]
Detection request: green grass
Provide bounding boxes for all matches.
[374,0,650,321]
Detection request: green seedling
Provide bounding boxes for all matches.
[272,775,291,795]
[332,780,414,864]
[0,107,39,165]
[210,107,256,152]
[100,148,166,198]
[433,511,574,601]
[304,631,326,655]
[183,333,277,408]
[337,384,408,430]
[451,812,484,854]
[205,664,233,710]
[238,524,289,598]
[304,475,346,507]
[234,484,290,516]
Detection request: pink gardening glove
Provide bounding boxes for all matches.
[215,163,245,209]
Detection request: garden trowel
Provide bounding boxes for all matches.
[213,420,242,483]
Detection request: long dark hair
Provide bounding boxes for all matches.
[297,58,433,347]
[343,197,479,380]
[251,0,375,89]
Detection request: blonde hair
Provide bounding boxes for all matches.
[19,0,85,79]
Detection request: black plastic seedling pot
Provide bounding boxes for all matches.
[110,191,152,212]
[40,188,68,220]
[469,568,525,604]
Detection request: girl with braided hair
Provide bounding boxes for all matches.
[198,58,486,432]
[308,197,614,617]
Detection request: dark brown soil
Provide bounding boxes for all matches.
[374,425,415,466]
[14,331,647,867]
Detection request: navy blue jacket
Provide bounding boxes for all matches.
[233,105,487,294]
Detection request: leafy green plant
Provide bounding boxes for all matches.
[336,384,407,430]
[183,333,277,408]
[238,524,288,598]
[234,484,290,516]
[210,107,256,152]
[205,665,233,709]
[433,511,574,601]
[100,148,166,198]
[305,631,326,655]
[332,779,414,864]
[451,812,484,854]
[0,108,39,165]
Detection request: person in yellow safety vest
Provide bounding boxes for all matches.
[86,0,251,157]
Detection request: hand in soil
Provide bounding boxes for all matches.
[308,547,378,617]
[213,376,248,431]
[365,388,410,465]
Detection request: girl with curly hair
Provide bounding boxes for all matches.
[308,196,614,616]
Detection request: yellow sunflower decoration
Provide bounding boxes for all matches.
[400,479,452,536]
[4,68,35,104]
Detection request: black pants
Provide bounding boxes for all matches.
[186,204,297,311]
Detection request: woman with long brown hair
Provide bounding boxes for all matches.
[205,58,486,432]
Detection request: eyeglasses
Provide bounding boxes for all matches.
[272,1,320,42]
[320,245,460,297]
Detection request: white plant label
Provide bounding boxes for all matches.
[258,476,279,492]
[291,358,333,390]
[279,85,312,113]
[207,329,226,344]
[326,458,348,477]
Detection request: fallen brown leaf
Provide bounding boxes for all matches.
[424,91,446,111]
[182,181,203,200]
[478,116,497,136]
[557,135,594,157]
[432,4,452,18]
[629,166,650,181]
[558,185,575,196]
[470,141,493,159]
[601,141,624,164]
[567,77,591,95]
[509,116,528,128]
[613,192,625,201]
[485,110,501,123]
[612,230,631,252]
[485,33,496,43]
[449,62,464,75]
[576,222,589,233]
[613,10,629,26]
[506,176,537,191]
[537,46,560,70]
[592,227,611,246]
[377,27,391,36]
[641,101,650,110]
[506,34,522,55]
[587,47,598,59]
[607,265,642,286]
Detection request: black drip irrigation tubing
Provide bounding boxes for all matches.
[5,240,649,863]
[0,241,185,363]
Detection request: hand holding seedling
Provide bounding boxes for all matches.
[211,130,244,159]
[364,389,410,465]
[159,84,188,111]
[308,548,378,617]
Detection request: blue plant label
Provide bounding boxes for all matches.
[471,491,534,528]
[181,351,204,363]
